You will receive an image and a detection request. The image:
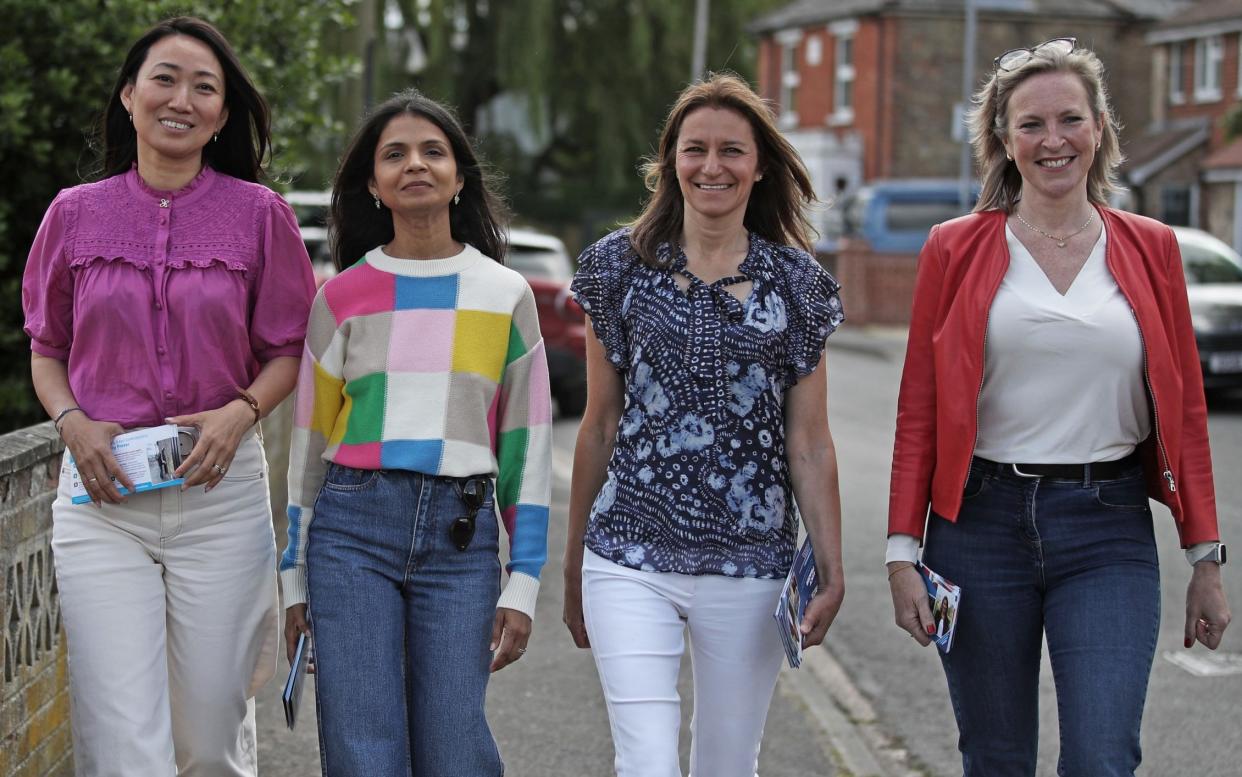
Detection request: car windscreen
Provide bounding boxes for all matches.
[507,246,572,281]
[884,200,968,233]
[1181,243,1242,284]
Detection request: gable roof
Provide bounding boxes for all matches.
[1147,0,1242,41]
[750,0,1184,34]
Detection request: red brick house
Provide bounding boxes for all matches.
[750,0,1179,244]
[1122,0,1242,250]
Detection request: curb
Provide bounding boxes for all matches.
[782,646,926,777]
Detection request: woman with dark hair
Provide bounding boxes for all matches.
[21,15,315,776]
[282,88,550,775]
[564,72,846,775]
[886,39,1230,774]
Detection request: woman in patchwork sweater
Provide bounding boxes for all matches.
[281,89,551,776]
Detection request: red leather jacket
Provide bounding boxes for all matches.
[888,207,1219,547]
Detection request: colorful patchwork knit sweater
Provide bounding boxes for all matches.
[280,244,551,617]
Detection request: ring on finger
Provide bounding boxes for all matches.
[88,476,99,483]
[212,464,227,475]
[517,647,527,654]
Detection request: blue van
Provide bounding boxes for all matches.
[838,179,979,253]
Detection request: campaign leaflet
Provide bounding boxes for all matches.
[918,562,962,654]
[283,632,312,729]
[64,425,198,504]
[772,538,818,669]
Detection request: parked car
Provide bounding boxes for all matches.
[285,190,333,283]
[507,228,587,416]
[1174,226,1242,390]
[836,178,978,253]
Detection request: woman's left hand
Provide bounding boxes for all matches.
[168,400,256,491]
[490,607,532,672]
[800,577,845,649]
[1184,562,1231,650]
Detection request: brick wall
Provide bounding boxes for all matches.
[828,242,919,325]
[1167,33,1241,147]
[0,423,72,777]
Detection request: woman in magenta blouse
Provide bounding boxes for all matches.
[21,17,315,775]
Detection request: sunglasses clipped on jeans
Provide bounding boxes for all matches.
[450,478,487,551]
[993,37,1076,71]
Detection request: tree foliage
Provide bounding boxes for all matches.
[383,0,786,233]
[0,0,355,430]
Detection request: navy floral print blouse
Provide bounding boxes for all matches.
[571,228,844,579]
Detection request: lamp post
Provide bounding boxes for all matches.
[958,0,977,211]
[692,0,709,82]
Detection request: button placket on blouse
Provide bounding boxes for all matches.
[153,197,176,414]
[685,280,725,417]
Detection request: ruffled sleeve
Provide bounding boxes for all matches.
[249,193,317,362]
[22,191,76,361]
[570,236,631,371]
[780,247,844,385]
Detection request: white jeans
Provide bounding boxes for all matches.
[581,549,786,777]
[52,434,280,777]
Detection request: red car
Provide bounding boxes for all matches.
[506,229,587,416]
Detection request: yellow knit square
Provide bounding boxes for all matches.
[451,310,510,382]
[311,362,348,445]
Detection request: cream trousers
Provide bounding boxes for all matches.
[52,433,279,777]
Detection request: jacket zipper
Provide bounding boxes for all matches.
[1131,308,1176,493]
[965,306,992,491]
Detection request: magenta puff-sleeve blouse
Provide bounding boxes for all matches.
[22,166,317,428]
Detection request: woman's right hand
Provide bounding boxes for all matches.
[888,562,935,647]
[59,412,135,505]
[284,603,314,673]
[563,563,590,649]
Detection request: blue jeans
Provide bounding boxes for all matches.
[307,465,503,777]
[922,458,1160,777]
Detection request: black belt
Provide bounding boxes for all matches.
[972,453,1140,482]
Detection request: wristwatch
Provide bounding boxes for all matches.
[1189,543,1227,566]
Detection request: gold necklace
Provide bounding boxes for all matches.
[1014,210,1094,248]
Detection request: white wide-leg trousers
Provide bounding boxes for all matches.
[581,548,786,777]
[51,433,279,777]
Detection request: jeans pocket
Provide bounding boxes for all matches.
[322,464,379,492]
[1092,476,1149,511]
[961,468,990,501]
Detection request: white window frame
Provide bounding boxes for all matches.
[776,29,803,127]
[1194,35,1223,102]
[1169,42,1185,105]
[829,19,858,125]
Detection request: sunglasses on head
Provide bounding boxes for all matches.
[450,478,486,551]
[993,37,1077,72]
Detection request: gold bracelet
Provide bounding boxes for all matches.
[887,562,916,580]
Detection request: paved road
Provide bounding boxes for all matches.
[255,422,838,776]
[253,325,1241,776]
[821,327,1242,777]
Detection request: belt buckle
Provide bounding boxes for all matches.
[1011,464,1042,479]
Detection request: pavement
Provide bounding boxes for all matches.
[254,396,899,777]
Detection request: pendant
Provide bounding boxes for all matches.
[1056,241,1066,248]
